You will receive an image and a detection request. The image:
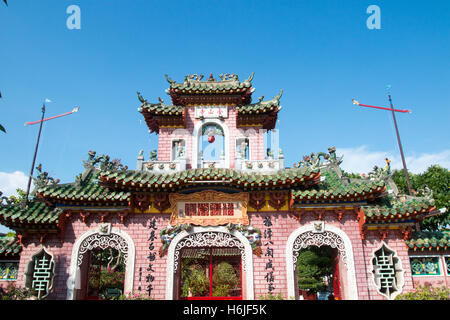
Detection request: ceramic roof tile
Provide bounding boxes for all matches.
[291,168,385,202]
[37,178,131,204]
[406,230,450,251]
[363,194,436,221]
[0,202,62,228]
[99,167,320,191]
[167,73,254,93]
[0,236,21,256]
[236,90,283,115]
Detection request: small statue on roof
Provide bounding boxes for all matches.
[0,191,14,206]
[188,74,204,81]
[150,150,158,161]
[293,147,342,169]
[219,73,239,81]
[384,158,392,175]
[165,74,175,84]
[417,185,434,203]
[365,165,385,180]
[82,150,128,172]
[327,146,343,166]
[137,91,146,104]
[33,163,60,189]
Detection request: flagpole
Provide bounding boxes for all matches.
[387,93,413,195]
[352,89,412,195]
[25,103,46,204]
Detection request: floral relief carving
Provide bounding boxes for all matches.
[77,233,128,267]
[292,230,347,267]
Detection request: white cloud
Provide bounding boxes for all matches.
[405,151,450,174]
[336,146,450,174]
[0,171,31,234]
[0,171,30,198]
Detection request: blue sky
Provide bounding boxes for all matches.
[1,1,449,231]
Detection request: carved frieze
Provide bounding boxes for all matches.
[169,191,249,226]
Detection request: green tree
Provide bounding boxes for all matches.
[296,246,333,294]
[392,165,449,230]
[8,188,27,204]
[341,171,363,179]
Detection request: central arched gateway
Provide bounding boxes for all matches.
[165,226,254,300]
[285,222,359,300]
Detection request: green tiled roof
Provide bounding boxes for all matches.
[406,230,450,251]
[291,168,386,203]
[0,167,319,229]
[138,90,282,116]
[0,236,21,256]
[0,202,62,229]
[137,91,184,116]
[290,167,438,221]
[99,167,320,191]
[139,101,184,116]
[35,168,130,204]
[236,90,282,115]
[362,194,435,221]
[167,73,253,94]
[37,181,131,204]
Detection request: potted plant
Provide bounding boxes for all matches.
[181,262,209,298]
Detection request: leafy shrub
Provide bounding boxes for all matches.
[88,269,124,289]
[181,263,209,297]
[395,284,450,300]
[117,292,154,300]
[0,284,36,300]
[259,293,284,300]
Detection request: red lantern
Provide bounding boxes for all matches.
[208,135,215,143]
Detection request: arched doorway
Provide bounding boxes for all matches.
[296,245,340,300]
[192,120,230,169]
[165,226,254,300]
[66,225,135,300]
[200,123,225,162]
[286,222,358,300]
[84,247,125,300]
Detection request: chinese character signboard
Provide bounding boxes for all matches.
[169,191,249,226]
[194,106,228,119]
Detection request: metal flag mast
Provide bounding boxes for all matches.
[353,87,413,195]
[24,101,79,203]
